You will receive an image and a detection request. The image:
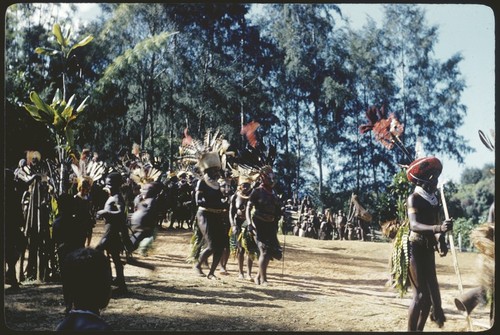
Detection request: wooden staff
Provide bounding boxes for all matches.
[439,182,473,330]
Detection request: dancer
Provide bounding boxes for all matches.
[229,174,256,280]
[96,172,131,295]
[193,152,229,280]
[246,166,282,286]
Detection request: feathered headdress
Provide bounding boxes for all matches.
[232,122,276,182]
[26,150,42,165]
[71,160,107,186]
[240,121,260,148]
[359,106,411,161]
[179,128,233,172]
[229,163,261,185]
[129,163,162,188]
[238,121,276,168]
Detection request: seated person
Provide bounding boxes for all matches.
[56,247,112,331]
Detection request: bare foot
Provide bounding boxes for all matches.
[194,265,205,277]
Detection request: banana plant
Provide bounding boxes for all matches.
[25,22,93,148]
[24,88,89,149]
[23,23,93,195]
[34,23,93,100]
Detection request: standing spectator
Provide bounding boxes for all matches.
[52,193,87,313]
[310,208,320,238]
[73,176,96,247]
[4,169,28,290]
[165,172,179,229]
[282,199,296,235]
[174,171,193,229]
[324,209,336,239]
[56,247,112,331]
[246,166,282,286]
[318,213,332,240]
[336,210,347,240]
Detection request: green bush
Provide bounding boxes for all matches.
[451,217,476,251]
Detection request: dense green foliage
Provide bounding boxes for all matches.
[5,4,492,234]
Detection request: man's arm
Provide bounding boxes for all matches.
[407,194,452,233]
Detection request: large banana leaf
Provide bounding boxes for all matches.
[34,47,60,56]
[52,23,66,47]
[50,23,94,58]
[64,26,72,47]
[28,91,55,120]
[24,90,89,134]
[69,35,94,55]
[24,104,51,123]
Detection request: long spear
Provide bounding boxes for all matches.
[438,181,473,330]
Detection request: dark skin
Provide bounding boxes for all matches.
[217,178,232,274]
[407,180,453,331]
[229,182,253,279]
[96,175,129,292]
[246,170,280,285]
[194,167,225,280]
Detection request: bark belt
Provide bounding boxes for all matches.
[409,230,436,249]
[199,207,227,214]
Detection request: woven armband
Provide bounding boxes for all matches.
[432,225,441,233]
[407,207,418,214]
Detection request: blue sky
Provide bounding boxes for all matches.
[75,3,495,183]
[338,4,495,183]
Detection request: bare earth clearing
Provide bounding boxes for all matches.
[3,221,493,333]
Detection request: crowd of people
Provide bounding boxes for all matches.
[2,142,379,297]
[282,196,372,242]
[3,132,285,327]
[4,136,494,331]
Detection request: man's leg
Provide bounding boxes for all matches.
[111,251,127,295]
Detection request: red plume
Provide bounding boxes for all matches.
[359,106,386,134]
[182,127,193,146]
[241,121,260,148]
[359,106,411,159]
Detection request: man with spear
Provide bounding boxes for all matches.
[405,156,453,330]
[359,106,455,331]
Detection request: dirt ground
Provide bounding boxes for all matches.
[3,221,493,333]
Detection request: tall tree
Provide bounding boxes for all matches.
[255,4,349,203]
[380,4,472,162]
[342,4,473,205]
